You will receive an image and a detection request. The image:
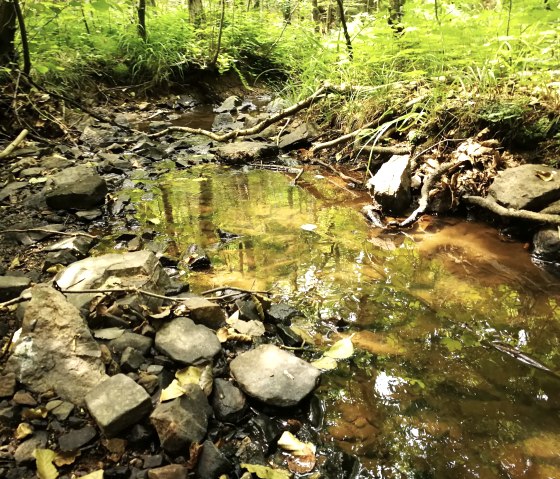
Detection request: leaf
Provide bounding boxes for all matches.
[176,366,202,387]
[441,337,462,352]
[14,423,33,440]
[34,449,59,479]
[324,336,354,359]
[277,431,316,456]
[310,356,338,370]
[241,463,292,479]
[199,364,213,396]
[216,327,252,343]
[29,177,48,184]
[159,380,185,402]
[93,328,125,340]
[80,471,104,479]
[53,451,80,467]
[147,218,161,225]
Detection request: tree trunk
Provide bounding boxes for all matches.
[188,0,204,25]
[388,0,405,34]
[336,0,353,59]
[138,0,147,41]
[0,0,16,68]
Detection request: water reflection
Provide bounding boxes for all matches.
[130,165,560,478]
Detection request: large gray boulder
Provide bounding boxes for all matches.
[211,141,278,164]
[367,154,411,215]
[44,165,107,210]
[150,385,212,454]
[155,317,221,365]
[53,250,171,311]
[85,373,152,437]
[230,344,321,407]
[488,164,560,211]
[5,285,107,406]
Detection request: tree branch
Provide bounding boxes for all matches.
[0,129,28,159]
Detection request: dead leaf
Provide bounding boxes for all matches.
[14,423,33,440]
[176,366,202,387]
[34,449,59,479]
[149,307,171,319]
[216,327,252,343]
[324,336,354,359]
[102,438,127,462]
[536,170,556,182]
[53,451,80,467]
[277,431,316,456]
[79,471,104,479]
[185,442,203,471]
[22,407,48,420]
[287,452,316,474]
[310,356,338,371]
[241,463,292,479]
[159,380,186,402]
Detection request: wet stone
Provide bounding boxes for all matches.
[196,440,232,479]
[142,454,163,469]
[267,303,302,325]
[180,295,226,329]
[50,401,74,421]
[277,324,304,347]
[212,378,247,423]
[155,317,221,365]
[44,165,108,210]
[128,423,155,445]
[85,373,152,437]
[0,276,32,302]
[214,95,242,113]
[138,372,159,395]
[278,122,319,151]
[58,424,97,451]
[45,235,94,257]
[181,243,211,271]
[14,431,48,464]
[150,384,211,454]
[147,464,188,479]
[230,344,321,407]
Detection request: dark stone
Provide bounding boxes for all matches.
[278,122,319,151]
[45,235,94,258]
[120,347,145,373]
[196,440,232,479]
[179,295,226,329]
[533,227,560,261]
[58,425,97,451]
[0,276,31,302]
[150,384,211,454]
[276,324,303,347]
[0,373,17,398]
[181,243,211,271]
[128,423,155,445]
[251,413,282,445]
[212,379,246,423]
[14,431,48,464]
[211,141,279,165]
[85,374,152,437]
[109,332,153,356]
[44,166,108,210]
[0,401,18,425]
[104,466,131,479]
[235,298,263,322]
[141,454,163,469]
[266,303,301,325]
[212,112,243,132]
[43,250,78,271]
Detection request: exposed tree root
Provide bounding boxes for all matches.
[463,195,560,225]
[357,145,411,156]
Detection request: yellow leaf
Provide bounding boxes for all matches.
[324,336,354,359]
[176,366,202,387]
[159,380,185,402]
[10,256,20,268]
[277,431,316,456]
[147,218,161,225]
[34,449,59,479]
[14,423,33,440]
[54,451,80,467]
[536,170,555,182]
[80,471,104,479]
[310,356,338,371]
[241,463,292,479]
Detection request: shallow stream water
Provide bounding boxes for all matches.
[122,164,560,478]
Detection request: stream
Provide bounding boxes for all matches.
[102,162,560,478]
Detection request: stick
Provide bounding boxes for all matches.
[201,286,271,296]
[0,228,97,239]
[463,195,560,225]
[311,158,361,184]
[0,129,29,159]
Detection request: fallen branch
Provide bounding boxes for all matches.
[463,195,560,225]
[201,286,271,296]
[357,145,411,156]
[0,129,29,159]
[149,84,330,142]
[311,158,361,184]
[310,122,375,153]
[0,228,97,239]
[399,158,469,227]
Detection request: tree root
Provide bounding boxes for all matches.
[0,129,29,159]
[463,195,560,225]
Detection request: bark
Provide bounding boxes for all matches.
[138,0,147,41]
[0,0,16,68]
[13,0,29,75]
[335,0,353,59]
[188,0,205,25]
[388,0,405,33]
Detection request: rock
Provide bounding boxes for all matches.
[212,379,246,423]
[196,440,232,479]
[42,250,78,271]
[44,165,108,210]
[180,295,226,329]
[142,454,163,469]
[75,209,102,221]
[212,113,244,132]
[14,431,48,464]
[53,251,171,312]
[533,227,560,261]
[147,465,188,479]
[155,317,221,365]
[120,347,145,373]
[266,98,290,113]
[13,391,37,406]
[0,372,16,398]
[211,141,279,165]
[0,276,31,301]
[181,243,211,271]
[276,324,303,347]
[366,154,411,215]
[80,125,119,148]
[45,235,95,258]
[49,401,74,421]
[266,303,302,325]
[230,344,321,407]
[58,425,97,451]
[278,122,319,150]
[488,164,560,211]
[41,154,73,170]
[0,182,27,202]
[5,285,107,406]
[137,372,159,395]
[85,373,152,437]
[150,384,211,454]
[7,223,66,246]
[109,332,153,356]
[214,96,242,113]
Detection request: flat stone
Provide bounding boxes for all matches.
[147,465,188,479]
[278,122,319,150]
[14,431,48,464]
[109,332,153,356]
[5,285,107,406]
[214,95,242,113]
[155,317,221,365]
[0,276,31,302]
[489,164,560,211]
[44,165,108,210]
[45,235,94,257]
[41,154,73,170]
[58,425,97,451]
[180,295,226,329]
[196,440,232,479]
[211,141,278,165]
[230,344,321,407]
[43,250,78,271]
[0,182,27,202]
[50,401,74,421]
[367,154,411,215]
[85,373,152,437]
[212,379,246,423]
[150,384,211,454]
[266,303,302,325]
[0,372,17,398]
[13,391,37,406]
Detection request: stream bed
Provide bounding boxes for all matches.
[111,164,560,478]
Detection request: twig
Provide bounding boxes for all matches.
[310,122,375,153]
[201,286,271,296]
[0,129,29,159]
[59,287,186,302]
[463,196,560,225]
[357,145,411,156]
[0,228,97,239]
[291,168,304,186]
[311,158,361,184]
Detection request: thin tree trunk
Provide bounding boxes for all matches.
[335,0,353,60]
[138,0,147,41]
[0,0,16,68]
[210,0,225,68]
[13,0,30,75]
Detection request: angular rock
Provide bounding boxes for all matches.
[13,391,36,406]
[181,243,211,271]
[147,464,188,479]
[109,332,153,356]
[266,98,290,113]
[180,295,226,329]
[150,384,211,454]
[80,125,119,148]
[85,373,152,437]
[196,440,232,479]
[0,276,31,302]
[489,164,560,211]
[14,431,48,464]
[278,122,319,151]
[212,141,279,165]
[44,165,108,210]
[212,379,246,423]
[366,154,411,215]
[533,227,560,261]
[45,235,94,258]
[49,401,74,421]
[58,425,97,451]
[120,347,145,373]
[212,112,244,132]
[41,154,73,170]
[53,251,171,311]
[0,372,16,398]
[5,285,107,406]
[155,317,221,365]
[0,182,27,202]
[214,95,242,113]
[42,250,78,271]
[266,303,302,325]
[230,344,321,407]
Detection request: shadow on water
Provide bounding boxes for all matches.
[127,164,560,478]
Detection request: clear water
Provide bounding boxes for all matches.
[126,164,560,478]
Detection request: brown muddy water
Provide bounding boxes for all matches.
[118,164,560,478]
